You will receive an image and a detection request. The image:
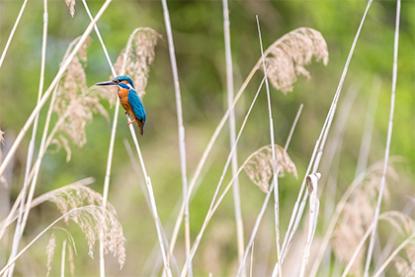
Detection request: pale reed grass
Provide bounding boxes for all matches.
[113,28,160,99]
[364,0,401,274]
[393,244,415,276]
[237,106,303,277]
[160,0,192,274]
[169,26,327,261]
[80,2,120,274]
[60,240,67,277]
[54,37,109,161]
[7,34,108,275]
[0,0,28,70]
[81,5,162,274]
[309,160,398,276]
[2,181,126,268]
[342,211,415,277]
[180,77,266,277]
[244,145,298,193]
[46,234,56,277]
[65,0,76,17]
[0,205,117,276]
[280,0,373,264]
[222,0,245,273]
[7,2,48,275]
[0,0,112,177]
[46,184,126,267]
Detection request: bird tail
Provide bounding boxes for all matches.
[136,120,144,136]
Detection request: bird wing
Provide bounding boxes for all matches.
[128,89,146,122]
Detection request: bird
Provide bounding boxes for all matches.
[96,75,146,135]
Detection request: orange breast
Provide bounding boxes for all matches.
[118,87,134,117]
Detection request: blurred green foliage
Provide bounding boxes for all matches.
[0,0,414,275]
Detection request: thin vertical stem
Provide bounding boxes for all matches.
[160,0,191,275]
[238,106,303,277]
[364,0,400,274]
[256,15,282,277]
[128,123,172,277]
[0,0,113,177]
[6,1,48,275]
[280,0,373,263]
[0,0,29,70]
[355,81,380,177]
[222,0,245,273]
[60,240,67,277]
[80,1,118,276]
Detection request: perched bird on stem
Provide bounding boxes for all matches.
[96,75,146,135]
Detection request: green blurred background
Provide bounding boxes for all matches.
[0,0,414,276]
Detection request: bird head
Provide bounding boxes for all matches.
[95,75,135,89]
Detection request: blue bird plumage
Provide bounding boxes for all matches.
[96,75,146,135]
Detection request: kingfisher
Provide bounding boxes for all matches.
[96,75,146,135]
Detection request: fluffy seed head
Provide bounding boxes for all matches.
[243,144,297,192]
[45,184,126,268]
[332,162,398,275]
[54,37,109,161]
[113,27,160,99]
[261,27,328,93]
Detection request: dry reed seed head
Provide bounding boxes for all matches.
[382,211,415,236]
[46,184,126,268]
[113,27,161,99]
[243,144,297,193]
[394,244,415,277]
[331,163,399,274]
[262,27,328,94]
[54,37,109,161]
[46,233,56,277]
[65,0,76,17]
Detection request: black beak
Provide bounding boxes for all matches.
[95,80,117,86]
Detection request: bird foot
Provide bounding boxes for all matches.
[127,119,137,125]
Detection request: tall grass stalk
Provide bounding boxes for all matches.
[355,82,380,176]
[60,240,67,277]
[0,177,94,236]
[256,15,282,277]
[309,164,377,276]
[373,234,415,277]
[0,0,28,70]
[160,1,191,275]
[168,30,302,257]
[364,0,401,274]
[280,0,373,263]
[128,122,172,276]
[6,1,48,275]
[0,206,101,275]
[180,77,266,277]
[222,0,245,273]
[80,1,119,276]
[0,0,113,177]
[236,105,303,277]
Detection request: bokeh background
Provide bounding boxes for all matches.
[0,0,414,276]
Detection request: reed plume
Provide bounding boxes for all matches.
[65,0,76,17]
[42,184,126,268]
[262,27,328,93]
[113,27,161,98]
[243,144,297,192]
[332,163,398,275]
[53,37,109,161]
